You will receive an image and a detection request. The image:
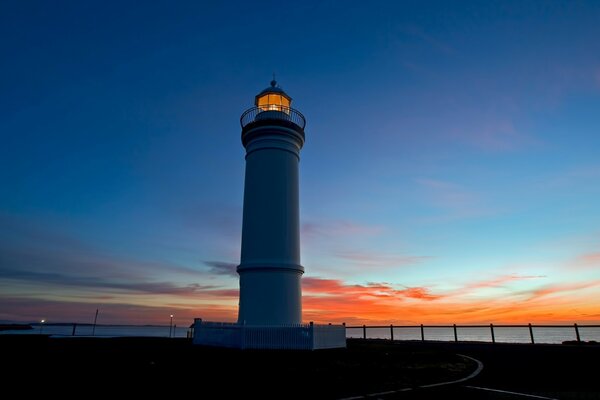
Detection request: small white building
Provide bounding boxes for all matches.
[194,81,346,349]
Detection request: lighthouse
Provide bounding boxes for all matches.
[193,81,345,349]
[237,79,305,325]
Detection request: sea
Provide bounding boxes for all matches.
[0,324,189,338]
[2,324,599,344]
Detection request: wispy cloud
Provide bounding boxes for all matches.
[0,266,226,297]
[334,250,429,268]
[301,274,600,325]
[525,280,600,301]
[460,274,546,293]
[399,287,442,301]
[0,214,239,314]
[454,118,534,151]
[303,277,440,301]
[3,214,599,326]
[571,252,600,268]
[301,220,384,240]
[203,261,238,277]
[301,220,423,273]
[417,179,478,209]
[0,214,209,280]
[0,296,238,325]
[541,164,600,190]
[302,277,444,323]
[415,178,495,221]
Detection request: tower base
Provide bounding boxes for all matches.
[192,319,346,350]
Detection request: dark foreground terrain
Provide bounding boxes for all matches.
[2,335,471,398]
[386,341,600,400]
[2,336,599,399]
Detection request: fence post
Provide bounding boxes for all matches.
[574,323,581,343]
[390,324,394,341]
[72,323,77,336]
[241,322,246,350]
[420,324,425,341]
[453,324,458,342]
[528,323,535,344]
[363,324,366,340]
[490,323,495,343]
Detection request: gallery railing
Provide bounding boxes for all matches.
[240,106,306,130]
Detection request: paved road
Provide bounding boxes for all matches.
[355,341,600,399]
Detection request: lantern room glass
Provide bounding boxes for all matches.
[256,93,290,112]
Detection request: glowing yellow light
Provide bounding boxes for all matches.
[256,92,291,114]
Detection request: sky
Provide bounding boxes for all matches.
[1,1,600,327]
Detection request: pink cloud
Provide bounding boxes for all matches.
[460,274,546,292]
[303,276,441,301]
[399,287,442,301]
[572,253,600,268]
[527,280,600,301]
[301,277,445,324]
[202,289,239,298]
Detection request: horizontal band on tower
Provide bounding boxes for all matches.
[241,123,305,149]
[244,136,302,160]
[237,263,305,274]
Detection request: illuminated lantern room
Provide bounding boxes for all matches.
[255,79,291,112]
[240,79,306,134]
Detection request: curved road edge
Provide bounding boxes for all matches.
[338,353,484,400]
[421,354,484,388]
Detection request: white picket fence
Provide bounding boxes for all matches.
[192,319,346,350]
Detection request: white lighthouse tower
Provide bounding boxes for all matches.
[193,81,345,349]
[237,79,304,325]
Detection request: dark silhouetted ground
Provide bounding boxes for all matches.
[2,337,599,398]
[2,336,471,398]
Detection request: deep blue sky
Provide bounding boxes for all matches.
[1,1,600,324]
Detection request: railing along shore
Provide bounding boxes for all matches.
[345,323,600,344]
[9,322,599,344]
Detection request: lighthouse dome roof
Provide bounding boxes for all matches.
[256,80,291,99]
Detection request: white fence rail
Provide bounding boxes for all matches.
[193,320,346,350]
